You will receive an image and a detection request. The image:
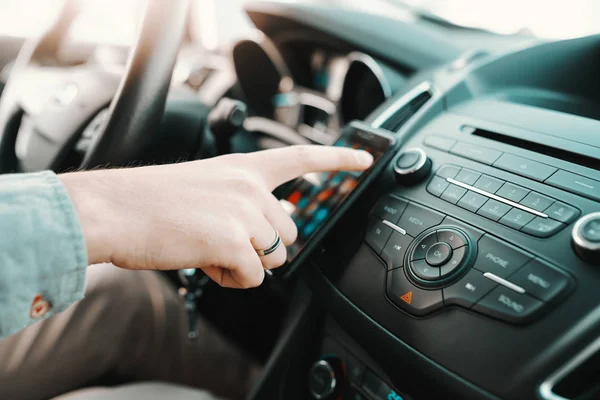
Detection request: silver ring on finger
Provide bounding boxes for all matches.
[256,229,281,257]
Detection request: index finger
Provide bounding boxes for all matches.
[249,145,374,190]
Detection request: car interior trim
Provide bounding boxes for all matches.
[344,51,393,99]
[483,272,526,294]
[446,177,549,218]
[370,80,433,129]
[382,219,407,235]
[296,91,337,115]
[538,334,600,400]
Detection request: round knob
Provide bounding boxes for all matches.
[393,148,431,185]
[572,212,600,264]
[308,358,344,399]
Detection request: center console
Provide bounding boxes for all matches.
[297,35,600,400]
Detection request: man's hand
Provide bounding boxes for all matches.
[60,146,373,289]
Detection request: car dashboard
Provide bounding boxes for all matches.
[221,3,600,400]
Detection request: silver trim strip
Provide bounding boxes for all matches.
[539,335,600,400]
[371,81,433,129]
[446,177,548,218]
[383,220,407,235]
[483,272,526,294]
[297,92,337,115]
[572,212,600,252]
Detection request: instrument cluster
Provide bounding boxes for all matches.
[232,34,397,144]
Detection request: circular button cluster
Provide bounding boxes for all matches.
[407,228,471,285]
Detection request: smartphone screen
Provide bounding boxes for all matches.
[280,124,395,262]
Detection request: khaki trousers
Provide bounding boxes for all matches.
[0,264,260,400]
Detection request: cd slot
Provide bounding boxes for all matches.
[472,128,600,172]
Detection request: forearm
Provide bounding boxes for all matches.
[59,170,119,266]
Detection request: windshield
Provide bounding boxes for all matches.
[0,0,597,46]
[391,0,600,39]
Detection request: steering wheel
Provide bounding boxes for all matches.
[0,0,190,173]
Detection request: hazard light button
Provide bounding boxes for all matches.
[386,268,443,316]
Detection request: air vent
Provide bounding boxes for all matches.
[373,82,433,132]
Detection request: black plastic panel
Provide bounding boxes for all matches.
[299,35,600,400]
[306,112,600,400]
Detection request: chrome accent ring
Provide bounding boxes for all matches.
[309,360,336,399]
[572,212,600,252]
[393,147,428,176]
[256,231,282,257]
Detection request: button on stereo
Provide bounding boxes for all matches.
[429,165,580,238]
[393,148,432,185]
[521,217,565,238]
[427,176,449,197]
[387,268,444,316]
[437,229,467,249]
[496,183,529,202]
[412,259,440,280]
[508,259,570,302]
[493,153,557,182]
[455,168,481,186]
[472,287,544,323]
[443,269,497,308]
[365,218,392,255]
[443,216,485,241]
[520,192,554,212]
[371,196,408,224]
[412,231,438,260]
[546,170,600,202]
[450,142,502,165]
[426,242,452,266]
[440,246,466,278]
[441,184,468,204]
[457,191,487,212]
[437,164,461,179]
[572,212,600,264]
[382,231,414,269]
[397,203,444,237]
[473,175,504,193]
[499,208,536,230]
[474,235,532,278]
[544,202,580,224]
[477,199,511,221]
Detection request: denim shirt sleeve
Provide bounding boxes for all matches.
[0,171,88,339]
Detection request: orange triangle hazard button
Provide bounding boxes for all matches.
[400,291,412,304]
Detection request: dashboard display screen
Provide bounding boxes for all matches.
[281,126,394,261]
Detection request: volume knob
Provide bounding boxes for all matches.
[572,212,600,264]
[393,147,431,185]
[308,357,345,399]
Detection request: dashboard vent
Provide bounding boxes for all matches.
[373,82,433,132]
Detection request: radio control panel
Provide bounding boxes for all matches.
[366,195,574,324]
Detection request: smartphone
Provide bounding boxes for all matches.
[279,121,397,270]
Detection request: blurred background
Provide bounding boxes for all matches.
[0,0,599,50]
